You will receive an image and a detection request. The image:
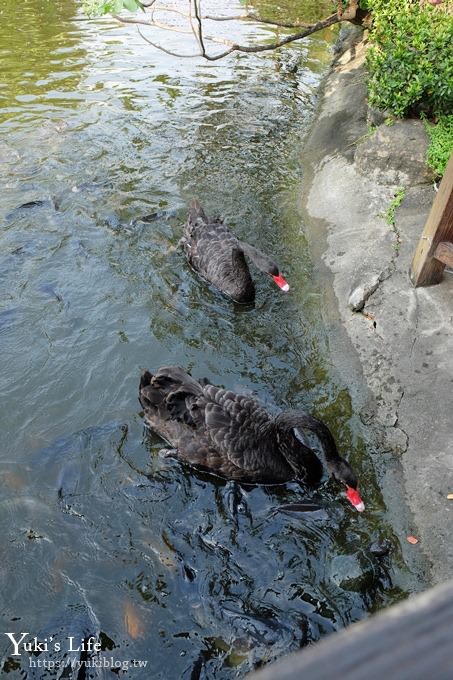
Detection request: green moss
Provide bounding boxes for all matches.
[382,187,405,226]
[424,114,453,178]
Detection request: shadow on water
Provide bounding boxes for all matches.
[0,0,423,678]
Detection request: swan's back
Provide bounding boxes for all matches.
[139,366,297,482]
[183,201,255,303]
[140,368,363,508]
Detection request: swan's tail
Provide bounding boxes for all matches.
[188,199,208,224]
[139,366,202,422]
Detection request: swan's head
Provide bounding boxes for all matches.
[271,272,290,292]
[240,243,290,292]
[330,458,365,512]
[267,261,290,292]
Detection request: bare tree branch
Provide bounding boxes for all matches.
[203,13,340,60]
[193,0,207,58]
[200,13,251,22]
[116,7,320,30]
[114,14,192,34]
[105,1,367,62]
[197,12,313,27]
[245,17,315,29]
[198,12,318,28]
[137,25,201,57]
[136,13,340,62]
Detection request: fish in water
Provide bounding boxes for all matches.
[15,199,47,209]
[39,282,64,303]
[273,502,325,513]
[131,207,179,225]
[5,199,54,220]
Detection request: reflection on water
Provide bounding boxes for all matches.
[0,0,421,677]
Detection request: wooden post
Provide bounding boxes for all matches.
[410,151,453,287]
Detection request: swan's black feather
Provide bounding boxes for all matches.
[183,200,284,303]
[139,366,360,491]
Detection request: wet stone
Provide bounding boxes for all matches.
[329,553,375,592]
[348,273,380,311]
[369,539,392,557]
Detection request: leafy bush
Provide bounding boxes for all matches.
[366,0,453,117]
[424,115,453,177]
[83,0,142,16]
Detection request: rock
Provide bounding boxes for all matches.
[354,120,435,186]
[380,426,409,454]
[348,273,380,311]
[369,539,392,557]
[367,106,388,127]
[329,554,375,592]
[332,24,364,57]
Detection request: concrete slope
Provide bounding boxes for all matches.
[301,36,453,583]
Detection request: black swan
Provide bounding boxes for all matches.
[182,200,290,303]
[139,366,365,511]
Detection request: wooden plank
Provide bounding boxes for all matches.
[433,241,453,268]
[410,151,453,287]
[248,581,453,680]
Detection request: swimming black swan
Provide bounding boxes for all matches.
[182,200,290,303]
[139,366,364,511]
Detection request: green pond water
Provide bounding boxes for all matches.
[0,1,421,677]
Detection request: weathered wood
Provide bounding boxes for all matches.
[248,580,453,680]
[433,241,453,268]
[410,151,453,286]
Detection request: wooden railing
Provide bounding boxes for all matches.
[247,580,453,680]
[410,151,453,287]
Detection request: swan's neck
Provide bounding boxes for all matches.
[272,414,322,484]
[238,241,278,276]
[274,410,347,476]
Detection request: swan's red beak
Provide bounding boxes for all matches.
[272,274,290,292]
[346,486,365,512]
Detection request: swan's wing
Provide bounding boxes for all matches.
[193,385,274,471]
[164,434,271,482]
[190,224,240,274]
[184,210,241,273]
[140,369,287,482]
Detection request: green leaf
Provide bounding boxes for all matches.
[123,0,140,11]
[366,0,453,117]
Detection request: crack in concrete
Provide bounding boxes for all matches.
[360,262,395,309]
[409,293,420,358]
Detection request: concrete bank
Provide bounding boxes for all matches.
[299,34,453,584]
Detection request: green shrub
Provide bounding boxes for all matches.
[366,0,453,118]
[424,114,453,177]
[83,0,142,16]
